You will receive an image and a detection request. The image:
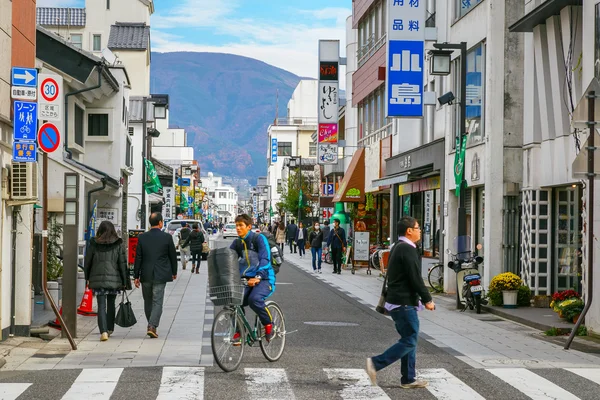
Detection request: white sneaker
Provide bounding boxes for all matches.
[366,358,377,386]
[319,270,322,274]
[401,380,428,389]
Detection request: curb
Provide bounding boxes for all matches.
[481,305,566,333]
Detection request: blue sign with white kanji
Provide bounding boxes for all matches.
[11,67,38,87]
[271,138,278,163]
[14,101,38,141]
[12,141,37,162]
[178,178,190,187]
[387,40,424,117]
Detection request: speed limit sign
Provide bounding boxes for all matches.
[38,74,63,121]
[40,77,59,102]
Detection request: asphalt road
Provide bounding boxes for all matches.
[1,237,599,399]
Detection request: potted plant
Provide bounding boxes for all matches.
[558,299,584,322]
[549,290,581,316]
[489,272,522,308]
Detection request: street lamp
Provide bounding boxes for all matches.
[429,42,468,244]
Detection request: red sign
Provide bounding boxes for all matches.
[37,122,61,153]
[40,77,59,102]
[318,123,338,143]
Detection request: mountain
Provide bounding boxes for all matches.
[150,52,303,184]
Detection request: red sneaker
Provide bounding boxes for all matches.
[264,324,274,342]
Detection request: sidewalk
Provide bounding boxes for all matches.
[285,251,600,369]
[2,267,213,370]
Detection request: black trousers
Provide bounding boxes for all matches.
[191,251,202,266]
[97,294,116,333]
[288,239,297,253]
[331,247,343,272]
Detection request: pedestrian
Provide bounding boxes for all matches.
[177,222,192,270]
[321,219,331,247]
[84,221,129,342]
[286,220,298,254]
[295,221,308,258]
[181,222,206,274]
[326,218,347,274]
[134,212,178,338]
[366,216,435,389]
[275,222,286,254]
[308,221,323,273]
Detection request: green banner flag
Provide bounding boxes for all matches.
[269,205,274,217]
[180,192,189,211]
[298,189,303,207]
[194,203,200,215]
[453,135,468,196]
[143,159,162,194]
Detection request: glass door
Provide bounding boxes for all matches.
[554,187,582,292]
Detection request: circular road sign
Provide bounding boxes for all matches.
[41,77,59,102]
[37,122,61,153]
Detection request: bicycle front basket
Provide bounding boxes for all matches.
[209,284,245,306]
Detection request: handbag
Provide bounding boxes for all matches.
[115,291,137,328]
[375,274,389,315]
[202,242,210,253]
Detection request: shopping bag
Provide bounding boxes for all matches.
[115,291,137,328]
[202,242,210,253]
[375,274,388,315]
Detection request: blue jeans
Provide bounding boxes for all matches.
[297,239,306,256]
[371,306,419,384]
[311,247,322,270]
[243,280,273,326]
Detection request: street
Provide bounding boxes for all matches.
[0,237,599,399]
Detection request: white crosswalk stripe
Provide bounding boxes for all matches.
[419,368,485,400]
[324,368,390,400]
[565,368,600,386]
[488,368,581,400]
[0,383,31,400]
[245,368,295,400]
[157,367,204,400]
[60,368,123,400]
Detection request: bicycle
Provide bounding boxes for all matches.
[427,262,444,293]
[210,279,287,372]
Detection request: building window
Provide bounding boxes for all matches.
[75,105,84,146]
[93,34,101,52]
[154,105,166,119]
[278,142,292,156]
[70,34,82,49]
[219,192,227,199]
[122,98,125,122]
[125,138,132,167]
[457,0,483,19]
[466,43,485,145]
[107,0,110,9]
[88,114,109,136]
[309,142,317,157]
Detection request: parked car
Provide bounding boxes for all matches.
[166,219,209,260]
[222,223,238,239]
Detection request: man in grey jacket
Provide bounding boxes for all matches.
[134,212,178,338]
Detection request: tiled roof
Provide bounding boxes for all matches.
[36,7,86,27]
[108,23,150,51]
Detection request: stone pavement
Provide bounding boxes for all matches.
[285,251,600,369]
[2,266,213,371]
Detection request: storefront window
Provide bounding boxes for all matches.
[422,190,435,257]
[457,0,483,19]
[476,188,485,253]
[554,187,582,292]
[434,189,441,256]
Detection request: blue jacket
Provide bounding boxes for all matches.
[230,231,276,291]
[326,227,347,249]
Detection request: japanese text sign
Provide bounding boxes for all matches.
[319,124,338,143]
[12,141,37,162]
[14,101,38,141]
[318,83,339,123]
[271,138,278,163]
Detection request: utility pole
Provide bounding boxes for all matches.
[140,96,147,229]
[297,155,303,224]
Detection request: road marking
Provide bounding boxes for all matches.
[0,383,31,399]
[245,368,295,400]
[418,368,485,400]
[487,368,580,400]
[61,368,123,399]
[565,368,600,385]
[157,367,204,399]
[324,368,390,400]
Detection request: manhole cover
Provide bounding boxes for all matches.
[303,321,359,327]
[482,359,540,365]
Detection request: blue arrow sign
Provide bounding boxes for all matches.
[14,101,37,141]
[13,141,37,162]
[11,67,37,88]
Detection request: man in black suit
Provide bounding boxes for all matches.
[134,212,177,338]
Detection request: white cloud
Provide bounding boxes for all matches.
[152,0,239,29]
[36,0,81,6]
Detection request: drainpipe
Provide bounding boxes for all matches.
[9,207,18,336]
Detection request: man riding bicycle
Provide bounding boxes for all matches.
[230,214,276,342]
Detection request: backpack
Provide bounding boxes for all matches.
[236,232,284,274]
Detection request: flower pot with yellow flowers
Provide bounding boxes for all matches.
[489,272,522,309]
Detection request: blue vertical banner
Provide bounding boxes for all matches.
[271,138,278,163]
[86,200,98,240]
[386,0,426,118]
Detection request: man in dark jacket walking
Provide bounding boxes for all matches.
[181,223,205,274]
[366,216,435,389]
[326,219,347,274]
[134,212,178,338]
[321,220,331,248]
[286,220,298,253]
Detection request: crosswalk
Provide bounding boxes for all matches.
[1,366,600,399]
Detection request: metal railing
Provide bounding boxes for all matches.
[357,33,387,68]
[274,117,318,127]
[358,122,394,147]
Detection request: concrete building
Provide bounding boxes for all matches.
[202,172,238,223]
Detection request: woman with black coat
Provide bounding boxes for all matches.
[308,222,324,273]
[182,223,206,274]
[84,221,129,341]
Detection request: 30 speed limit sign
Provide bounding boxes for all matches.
[40,77,59,102]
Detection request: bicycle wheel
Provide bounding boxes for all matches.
[325,252,332,264]
[211,307,245,372]
[258,301,286,362]
[427,264,444,293]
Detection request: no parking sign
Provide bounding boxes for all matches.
[37,122,61,153]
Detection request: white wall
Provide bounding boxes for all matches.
[115,51,150,97]
[288,80,318,119]
[345,15,359,171]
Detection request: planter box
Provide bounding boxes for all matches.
[533,295,551,308]
[502,290,518,308]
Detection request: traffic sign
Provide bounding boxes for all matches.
[39,104,60,121]
[40,76,59,102]
[37,122,61,153]
[13,101,38,141]
[178,178,190,187]
[11,86,36,100]
[12,141,37,162]
[11,67,37,87]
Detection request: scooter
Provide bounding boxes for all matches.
[447,236,487,314]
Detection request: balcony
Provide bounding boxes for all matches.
[357,33,386,69]
[358,122,393,147]
[273,117,318,128]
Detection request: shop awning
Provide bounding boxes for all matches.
[372,173,410,187]
[333,148,365,203]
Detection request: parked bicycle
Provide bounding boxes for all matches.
[427,262,444,293]
[210,278,287,372]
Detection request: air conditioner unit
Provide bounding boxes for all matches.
[11,162,38,200]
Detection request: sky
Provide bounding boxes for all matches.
[37,0,351,81]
